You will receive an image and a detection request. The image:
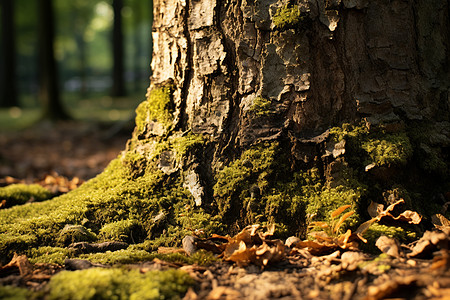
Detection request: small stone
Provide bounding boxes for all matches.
[183,235,197,256]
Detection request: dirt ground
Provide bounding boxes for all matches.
[1,122,449,299]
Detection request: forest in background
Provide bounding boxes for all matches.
[0,0,153,128]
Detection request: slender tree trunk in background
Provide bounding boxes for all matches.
[71,12,88,98]
[0,0,18,108]
[111,0,126,97]
[37,0,70,120]
[133,0,143,92]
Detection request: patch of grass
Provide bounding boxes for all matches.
[47,268,193,300]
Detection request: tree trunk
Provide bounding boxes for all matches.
[129,0,449,232]
[111,0,126,97]
[38,0,71,120]
[0,0,18,107]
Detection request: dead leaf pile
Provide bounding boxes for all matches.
[0,254,61,290]
[184,225,286,267]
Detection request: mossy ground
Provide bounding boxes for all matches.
[0,184,53,208]
[47,268,193,300]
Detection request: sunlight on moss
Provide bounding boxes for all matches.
[28,246,75,264]
[272,4,304,30]
[0,183,53,207]
[250,96,272,117]
[135,83,175,134]
[47,268,193,300]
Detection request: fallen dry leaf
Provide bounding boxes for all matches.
[408,230,449,258]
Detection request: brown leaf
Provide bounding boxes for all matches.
[394,210,422,224]
[333,211,354,234]
[0,254,33,277]
[432,214,450,232]
[331,204,351,218]
[408,231,449,258]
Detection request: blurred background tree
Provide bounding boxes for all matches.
[0,0,153,126]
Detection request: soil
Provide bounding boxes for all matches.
[0,122,449,299]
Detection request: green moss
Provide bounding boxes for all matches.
[250,96,272,117]
[364,224,417,243]
[0,285,31,300]
[361,132,413,167]
[28,246,75,264]
[170,132,204,161]
[0,183,53,207]
[135,83,175,134]
[330,123,413,167]
[99,219,142,243]
[82,246,216,266]
[57,224,97,246]
[272,4,304,30]
[361,223,417,253]
[213,141,364,237]
[81,248,155,265]
[47,268,193,300]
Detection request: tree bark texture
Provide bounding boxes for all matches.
[147,0,449,151]
[130,0,450,231]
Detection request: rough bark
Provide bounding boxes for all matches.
[130,0,449,231]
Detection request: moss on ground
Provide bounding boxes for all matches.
[361,223,418,253]
[0,183,53,208]
[47,268,193,300]
[0,128,216,265]
[0,285,31,300]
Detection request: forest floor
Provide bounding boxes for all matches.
[0,122,449,299]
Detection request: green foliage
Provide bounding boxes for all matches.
[0,285,31,300]
[135,83,175,134]
[250,97,272,117]
[47,268,193,300]
[0,183,53,207]
[272,4,304,30]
